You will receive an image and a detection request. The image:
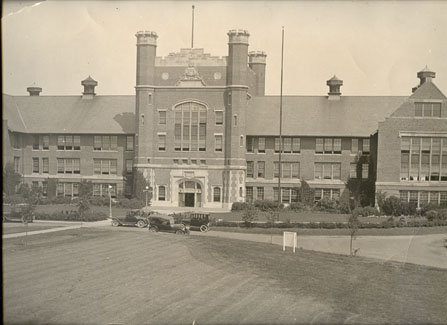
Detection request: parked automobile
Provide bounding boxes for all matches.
[148,214,189,234]
[111,207,153,228]
[3,204,34,223]
[180,212,211,232]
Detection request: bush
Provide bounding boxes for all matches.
[300,181,315,206]
[231,202,250,211]
[289,202,306,211]
[117,198,145,209]
[35,210,108,222]
[90,196,109,206]
[242,203,258,227]
[254,200,283,211]
[315,198,339,212]
[426,210,439,222]
[381,196,401,216]
[397,202,418,216]
[352,206,379,217]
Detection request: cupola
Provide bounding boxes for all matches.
[327,75,343,100]
[27,86,42,96]
[412,66,436,93]
[81,76,98,99]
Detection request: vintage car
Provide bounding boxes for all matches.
[111,207,153,228]
[180,212,211,232]
[3,204,34,223]
[148,214,189,234]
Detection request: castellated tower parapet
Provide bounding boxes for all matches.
[135,31,158,46]
[227,29,250,45]
[249,51,267,96]
[136,31,158,86]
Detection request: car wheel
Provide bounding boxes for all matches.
[111,220,120,227]
[136,220,146,228]
[175,229,185,235]
[149,226,159,232]
[200,225,209,232]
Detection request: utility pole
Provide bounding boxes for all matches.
[191,5,195,48]
[277,27,284,207]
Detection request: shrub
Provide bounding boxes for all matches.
[352,206,379,217]
[254,199,283,211]
[300,181,315,206]
[381,196,401,216]
[289,202,306,211]
[117,198,145,209]
[35,210,108,222]
[419,202,441,216]
[231,202,249,211]
[90,196,109,206]
[242,203,258,227]
[315,197,339,212]
[425,210,439,222]
[397,202,417,216]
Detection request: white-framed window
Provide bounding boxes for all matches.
[93,135,117,151]
[213,187,222,202]
[126,159,133,173]
[246,186,253,202]
[247,161,254,178]
[351,138,358,154]
[257,187,264,200]
[246,137,254,153]
[350,163,357,178]
[362,138,370,154]
[32,157,39,173]
[158,134,166,151]
[158,111,167,125]
[215,111,224,125]
[58,135,81,150]
[174,102,207,152]
[57,158,80,174]
[258,137,266,153]
[257,161,265,178]
[415,102,442,117]
[93,159,117,175]
[126,136,134,151]
[362,163,369,179]
[158,185,166,201]
[274,162,300,179]
[215,134,223,152]
[314,188,341,202]
[43,135,50,150]
[32,135,39,150]
[42,158,49,174]
[314,163,341,180]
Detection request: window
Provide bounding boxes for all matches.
[158,186,166,201]
[57,135,81,150]
[148,93,152,104]
[350,163,357,178]
[257,187,264,200]
[126,160,133,173]
[362,139,370,154]
[174,102,207,152]
[276,187,299,204]
[233,115,238,126]
[32,158,39,173]
[362,163,369,179]
[215,111,223,125]
[32,135,39,150]
[333,139,342,154]
[246,187,253,202]
[74,136,81,150]
[314,163,341,180]
[257,161,265,178]
[126,136,134,151]
[93,136,117,151]
[283,138,292,153]
[42,182,48,196]
[215,135,223,152]
[42,158,49,174]
[275,138,281,153]
[314,188,341,202]
[247,137,253,152]
[159,111,167,124]
[14,157,20,173]
[213,187,221,202]
[57,159,80,174]
[274,162,300,179]
[292,138,300,153]
[56,183,81,198]
[93,159,117,175]
[324,138,333,154]
[316,138,324,153]
[240,135,244,147]
[158,134,166,151]
[247,161,254,178]
[351,139,358,154]
[92,184,117,198]
[258,137,265,153]
[415,102,442,117]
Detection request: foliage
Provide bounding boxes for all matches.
[266,210,279,224]
[289,202,307,211]
[347,212,360,256]
[117,198,145,209]
[77,180,93,219]
[315,197,339,212]
[351,206,379,217]
[300,180,314,206]
[21,204,36,223]
[35,210,108,222]
[132,169,151,202]
[231,202,250,211]
[376,190,387,213]
[47,179,57,199]
[381,196,401,216]
[338,188,353,214]
[242,203,258,227]
[3,162,22,196]
[254,199,283,211]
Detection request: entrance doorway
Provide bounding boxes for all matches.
[178,180,202,207]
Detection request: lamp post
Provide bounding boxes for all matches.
[108,185,113,218]
[144,186,150,207]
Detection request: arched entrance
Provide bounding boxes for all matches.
[178,180,202,207]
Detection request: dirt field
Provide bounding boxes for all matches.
[3,228,447,324]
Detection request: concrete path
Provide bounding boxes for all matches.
[194,231,447,269]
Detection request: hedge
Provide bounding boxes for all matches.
[35,210,108,222]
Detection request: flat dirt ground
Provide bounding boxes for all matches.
[3,228,447,324]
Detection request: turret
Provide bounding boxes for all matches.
[227,29,250,86]
[81,76,97,99]
[412,66,436,92]
[135,31,158,86]
[248,51,267,96]
[327,75,343,101]
[27,86,42,96]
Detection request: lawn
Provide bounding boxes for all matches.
[3,228,447,324]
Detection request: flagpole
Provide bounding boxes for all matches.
[278,26,284,207]
[191,5,195,48]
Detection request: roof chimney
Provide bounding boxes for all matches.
[81,76,98,99]
[27,86,42,96]
[327,75,343,100]
[412,66,436,92]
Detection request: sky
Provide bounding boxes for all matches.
[2,0,447,97]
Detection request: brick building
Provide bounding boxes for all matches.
[3,29,446,210]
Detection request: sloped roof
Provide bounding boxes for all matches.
[247,96,407,137]
[3,95,135,134]
[409,81,447,100]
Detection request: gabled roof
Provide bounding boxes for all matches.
[3,95,135,134]
[410,81,447,100]
[247,96,407,137]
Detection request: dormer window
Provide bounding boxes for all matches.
[415,102,441,117]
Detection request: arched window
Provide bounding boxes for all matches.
[174,102,207,152]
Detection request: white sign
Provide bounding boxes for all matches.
[283,231,297,253]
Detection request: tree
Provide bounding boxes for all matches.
[348,211,361,256]
[3,162,22,196]
[132,169,151,202]
[47,178,57,199]
[242,203,258,228]
[300,180,315,206]
[77,180,93,220]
